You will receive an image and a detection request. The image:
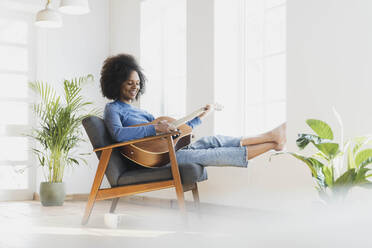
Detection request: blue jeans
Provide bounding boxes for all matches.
[175,135,248,168]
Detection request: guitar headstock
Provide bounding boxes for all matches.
[212,102,224,111]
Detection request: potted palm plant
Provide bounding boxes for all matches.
[29,75,96,206]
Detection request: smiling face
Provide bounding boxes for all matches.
[119,70,140,104]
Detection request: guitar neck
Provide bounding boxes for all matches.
[172,107,205,128]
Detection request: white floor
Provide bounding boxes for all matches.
[0,197,372,248]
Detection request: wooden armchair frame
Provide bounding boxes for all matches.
[82,131,200,225]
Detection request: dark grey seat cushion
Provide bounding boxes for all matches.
[82,116,207,187]
[117,163,207,186]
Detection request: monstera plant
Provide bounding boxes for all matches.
[272,116,372,202]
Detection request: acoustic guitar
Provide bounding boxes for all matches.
[120,103,223,168]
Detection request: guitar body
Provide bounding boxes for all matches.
[120,116,193,168]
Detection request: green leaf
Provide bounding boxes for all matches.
[352,136,369,155]
[296,134,322,149]
[68,157,79,166]
[360,157,372,168]
[312,152,330,161]
[296,134,339,159]
[314,143,340,159]
[334,169,356,187]
[286,152,317,177]
[355,149,372,168]
[322,166,333,187]
[354,167,371,185]
[286,152,329,189]
[306,119,334,140]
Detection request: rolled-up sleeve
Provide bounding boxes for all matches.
[104,105,156,142]
[186,117,202,129]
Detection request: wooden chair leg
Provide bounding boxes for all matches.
[82,149,112,225]
[110,198,120,213]
[167,136,186,212]
[192,183,200,209]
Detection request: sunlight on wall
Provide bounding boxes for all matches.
[214,0,286,137]
[140,0,186,119]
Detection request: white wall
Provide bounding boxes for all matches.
[288,0,372,138]
[186,0,215,139]
[35,0,110,194]
[286,0,372,198]
[109,0,141,57]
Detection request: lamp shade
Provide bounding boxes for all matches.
[59,0,90,15]
[35,5,62,28]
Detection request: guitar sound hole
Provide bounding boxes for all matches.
[172,129,180,139]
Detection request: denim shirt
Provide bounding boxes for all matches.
[103,100,201,142]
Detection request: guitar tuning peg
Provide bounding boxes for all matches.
[213,102,224,111]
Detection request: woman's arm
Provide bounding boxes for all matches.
[104,105,175,142]
[186,104,212,129]
[104,106,156,142]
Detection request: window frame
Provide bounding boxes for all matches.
[0,9,36,200]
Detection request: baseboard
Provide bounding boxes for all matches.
[33,192,197,209]
[33,192,89,201]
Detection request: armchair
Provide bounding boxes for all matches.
[81,116,208,225]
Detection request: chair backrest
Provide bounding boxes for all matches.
[82,116,129,187]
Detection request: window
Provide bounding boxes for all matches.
[0,8,35,199]
[215,0,286,136]
[140,0,186,119]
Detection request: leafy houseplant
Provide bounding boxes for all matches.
[29,75,95,206]
[272,117,372,203]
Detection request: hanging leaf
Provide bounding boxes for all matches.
[286,152,329,189]
[322,166,333,187]
[296,134,323,149]
[286,152,317,177]
[306,119,334,140]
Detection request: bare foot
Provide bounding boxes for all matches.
[270,122,287,146]
[274,142,285,151]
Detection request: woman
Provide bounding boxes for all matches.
[101,54,286,168]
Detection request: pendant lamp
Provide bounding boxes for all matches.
[35,0,62,28]
[59,0,90,15]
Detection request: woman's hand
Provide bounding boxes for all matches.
[154,120,176,135]
[198,104,212,119]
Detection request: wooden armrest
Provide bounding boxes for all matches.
[93,131,181,152]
